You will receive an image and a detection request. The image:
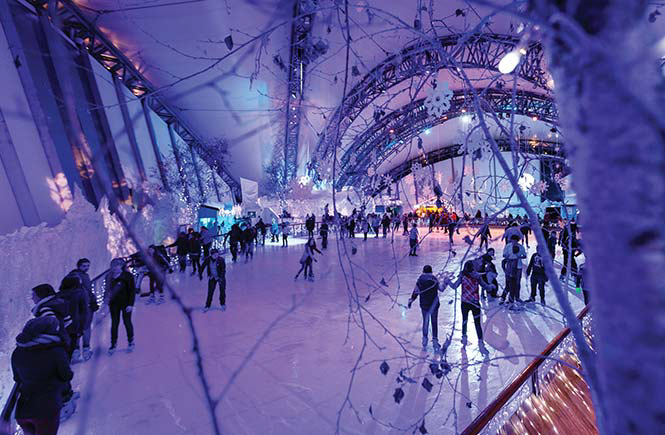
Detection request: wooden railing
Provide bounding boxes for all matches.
[461,304,591,435]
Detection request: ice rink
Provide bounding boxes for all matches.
[60,227,585,435]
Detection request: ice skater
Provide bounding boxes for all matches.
[447,261,494,353]
[295,237,322,281]
[407,265,442,351]
[104,258,136,354]
[409,222,419,256]
[201,249,226,312]
[282,222,290,247]
[526,249,548,304]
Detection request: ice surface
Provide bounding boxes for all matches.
[55,227,585,435]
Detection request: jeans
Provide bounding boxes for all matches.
[205,278,226,307]
[461,301,483,340]
[409,238,417,255]
[110,305,134,345]
[421,301,439,340]
[295,258,313,278]
[530,276,546,302]
[502,273,521,302]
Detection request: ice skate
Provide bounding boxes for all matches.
[60,396,78,421]
[158,294,165,305]
[146,295,155,305]
[108,344,117,355]
[478,340,489,355]
[221,305,227,312]
[203,306,210,313]
[432,339,441,352]
[71,348,82,364]
[82,347,93,361]
[127,340,135,352]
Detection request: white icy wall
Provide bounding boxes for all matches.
[0,191,111,405]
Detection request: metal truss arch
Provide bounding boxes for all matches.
[314,32,550,160]
[337,88,557,188]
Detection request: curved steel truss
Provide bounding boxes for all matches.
[336,88,557,187]
[314,33,550,160]
[374,138,565,197]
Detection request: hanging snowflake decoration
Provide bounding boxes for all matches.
[529,180,548,195]
[498,180,512,195]
[424,82,453,118]
[462,125,493,161]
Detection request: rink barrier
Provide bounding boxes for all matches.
[460,304,591,435]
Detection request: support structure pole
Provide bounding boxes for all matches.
[141,97,170,191]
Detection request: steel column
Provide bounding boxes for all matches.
[168,122,190,201]
[113,74,147,183]
[141,97,170,191]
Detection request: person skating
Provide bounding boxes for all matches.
[520,220,532,248]
[256,218,267,245]
[408,223,419,256]
[526,249,548,304]
[361,218,370,241]
[305,214,315,239]
[381,214,391,238]
[478,223,491,251]
[407,265,443,351]
[66,259,98,362]
[271,218,279,243]
[501,235,527,307]
[320,221,329,249]
[295,237,322,281]
[147,245,171,303]
[188,232,202,277]
[559,221,578,281]
[201,249,226,312]
[167,232,189,273]
[243,225,255,262]
[11,316,74,434]
[281,222,290,247]
[56,276,86,360]
[480,248,499,298]
[103,258,135,354]
[228,223,242,261]
[447,219,459,246]
[402,215,408,235]
[447,261,494,353]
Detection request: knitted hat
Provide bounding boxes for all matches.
[16,316,59,344]
[32,283,55,299]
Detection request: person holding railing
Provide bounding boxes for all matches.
[11,316,73,435]
[56,277,86,361]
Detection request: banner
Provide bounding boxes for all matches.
[240,177,259,210]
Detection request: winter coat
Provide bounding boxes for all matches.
[32,296,72,345]
[168,235,190,255]
[12,338,72,419]
[66,269,97,327]
[409,227,419,241]
[526,253,548,281]
[189,236,202,256]
[202,256,226,281]
[319,223,329,236]
[410,273,440,310]
[57,287,87,336]
[104,271,136,309]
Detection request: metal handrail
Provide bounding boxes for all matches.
[1,268,112,434]
[461,304,591,435]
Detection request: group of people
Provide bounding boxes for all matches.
[408,217,588,353]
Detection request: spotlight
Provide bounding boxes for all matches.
[498,50,521,74]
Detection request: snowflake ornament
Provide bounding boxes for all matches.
[529,180,548,195]
[462,125,493,161]
[424,82,453,118]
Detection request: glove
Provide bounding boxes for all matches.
[125,306,133,313]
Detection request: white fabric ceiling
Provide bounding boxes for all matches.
[76,0,538,183]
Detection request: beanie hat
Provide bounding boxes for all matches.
[32,283,55,299]
[16,316,60,346]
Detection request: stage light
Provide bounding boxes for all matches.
[498,50,521,74]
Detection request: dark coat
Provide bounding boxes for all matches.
[12,342,73,419]
[410,273,440,310]
[189,236,202,255]
[105,271,136,308]
[67,269,97,327]
[57,287,87,336]
[201,257,226,281]
[168,235,190,255]
[32,296,72,345]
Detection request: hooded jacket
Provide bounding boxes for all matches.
[410,273,440,310]
[11,317,73,419]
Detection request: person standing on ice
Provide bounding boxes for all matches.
[200,226,213,259]
[104,258,135,354]
[319,221,329,249]
[408,222,419,256]
[381,213,391,237]
[361,218,370,241]
[147,245,171,302]
[11,316,74,434]
[201,249,226,312]
[66,258,97,361]
[281,222,290,247]
[188,231,202,277]
[408,265,442,351]
[167,232,189,273]
[447,261,493,353]
[294,237,322,281]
